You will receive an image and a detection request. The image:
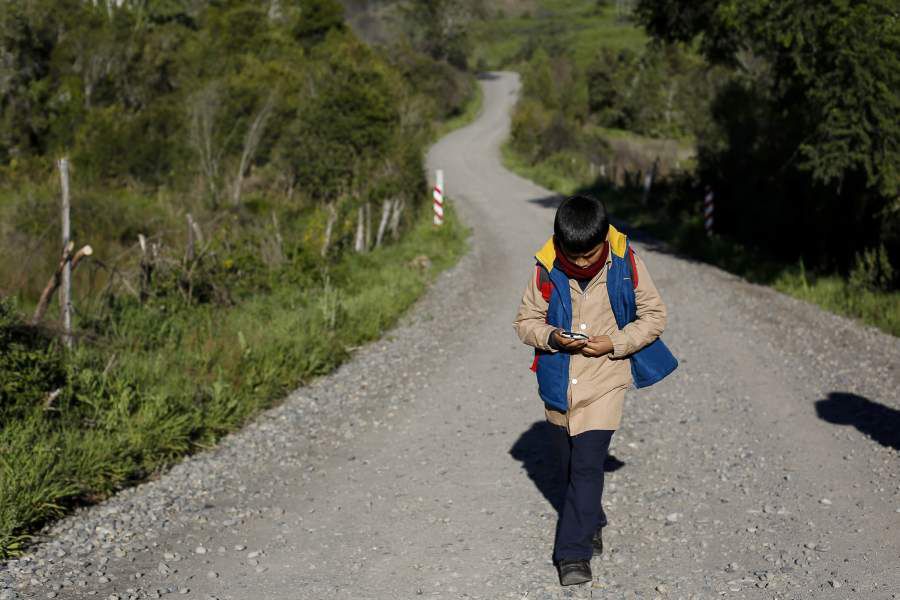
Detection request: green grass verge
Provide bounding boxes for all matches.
[0,201,470,558]
[473,0,647,70]
[502,142,900,337]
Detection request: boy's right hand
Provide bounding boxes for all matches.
[551,329,589,352]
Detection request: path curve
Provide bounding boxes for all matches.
[2,71,899,600]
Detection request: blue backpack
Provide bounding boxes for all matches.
[530,227,678,412]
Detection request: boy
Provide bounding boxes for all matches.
[513,195,677,586]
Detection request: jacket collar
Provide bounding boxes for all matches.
[534,224,628,272]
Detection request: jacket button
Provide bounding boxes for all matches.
[571,378,578,384]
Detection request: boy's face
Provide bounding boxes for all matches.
[559,238,607,268]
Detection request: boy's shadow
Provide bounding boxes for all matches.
[509,421,625,514]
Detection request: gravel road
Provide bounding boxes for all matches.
[3,71,899,600]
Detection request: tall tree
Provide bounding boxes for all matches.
[636,0,900,277]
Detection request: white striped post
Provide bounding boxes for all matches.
[703,187,714,237]
[433,169,444,226]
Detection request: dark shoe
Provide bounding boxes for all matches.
[557,559,592,586]
[592,526,603,556]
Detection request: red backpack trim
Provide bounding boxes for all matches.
[536,264,552,301]
[627,246,638,289]
[530,264,553,372]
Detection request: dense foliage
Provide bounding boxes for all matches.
[499,2,717,189]
[509,41,716,161]
[636,0,900,286]
[0,0,477,299]
[0,0,477,556]
[0,0,449,196]
[482,0,898,332]
[398,0,487,70]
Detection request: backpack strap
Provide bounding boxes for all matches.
[535,263,552,301]
[625,246,638,290]
[531,263,553,373]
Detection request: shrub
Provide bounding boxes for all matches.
[0,298,66,421]
[849,245,895,293]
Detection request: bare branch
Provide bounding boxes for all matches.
[375,198,393,247]
[232,94,276,206]
[43,388,62,411]
[189,84,224,205]
[31,244,93,326]
[321,202,338,257]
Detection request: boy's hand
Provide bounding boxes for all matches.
[551,329,589,352]
[580,335,614,357]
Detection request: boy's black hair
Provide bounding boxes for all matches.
[553,195,609,253]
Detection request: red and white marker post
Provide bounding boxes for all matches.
[433,169,444,226]
[703,186,714,237]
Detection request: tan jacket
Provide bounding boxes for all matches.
[513,235,667,435]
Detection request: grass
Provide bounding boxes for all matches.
[0,201,470,557]
[473,0,647,70]
[502,142,900,337]
[770,270,900,336]
[501,144,586,196]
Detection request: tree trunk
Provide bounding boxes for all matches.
[375,199,393,247]
[389,199,405,240]
[271,211,284,264]
[354,206,366,253]
[232,94,275,206]
[189,84,223,206]
[321,202,338,257]
[364,201,372,251]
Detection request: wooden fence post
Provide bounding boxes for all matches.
[138,234,151,303]
[58,158,73,349]
[642,157,659,206]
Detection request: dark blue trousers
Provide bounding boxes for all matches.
[551,424,614,562]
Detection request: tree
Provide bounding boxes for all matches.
[281,34,400,199]
[400,0,487,69]
[636,0,900,276]
[637,0,899,196]
[292,0,345,45]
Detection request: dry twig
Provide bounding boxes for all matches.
[31,243,94,326]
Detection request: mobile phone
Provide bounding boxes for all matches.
[558,331,589,341]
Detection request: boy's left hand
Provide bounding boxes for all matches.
[580,335,614,357]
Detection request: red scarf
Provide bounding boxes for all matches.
[553,237,608,280]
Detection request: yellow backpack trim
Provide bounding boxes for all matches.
[535,237,556,271]
[534,225,627,270]
[607,225,627,258]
